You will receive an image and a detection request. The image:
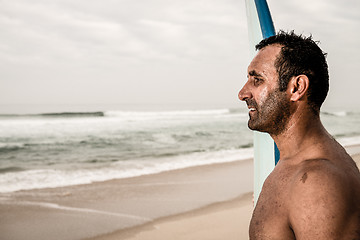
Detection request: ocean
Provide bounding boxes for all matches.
[1,106,360,193]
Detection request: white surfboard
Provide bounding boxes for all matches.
[244,0,279,205]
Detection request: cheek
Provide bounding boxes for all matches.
[258,87,270,105]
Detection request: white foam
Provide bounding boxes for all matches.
[0,109,246,140]
[0,148,253,193]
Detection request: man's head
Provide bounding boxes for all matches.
[256,31,329,113]
[239,44,291,135]
[238,31,329,135]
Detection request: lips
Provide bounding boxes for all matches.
[247,103,257,116]
[245,100,257,113]
[247,104,257,113]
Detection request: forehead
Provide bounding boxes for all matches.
[247,44,282,78]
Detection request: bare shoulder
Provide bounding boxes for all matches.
[290,159,351,205]
[290,159,351,212]
[292,158,351,189]
[288,158,360,239]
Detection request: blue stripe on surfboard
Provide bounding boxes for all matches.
[274,143,280,165]
[254,0,280,165]
[254,0,275,38]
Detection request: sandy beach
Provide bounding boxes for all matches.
[88,192,253,240]
[1,146,360,240]
[0,158,253,240]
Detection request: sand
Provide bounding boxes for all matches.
[0,159,253,240]
[87,193,253,240]
[1,145,360,240]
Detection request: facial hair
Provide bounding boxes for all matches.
[246,88,291,136]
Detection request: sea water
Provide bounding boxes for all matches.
[0,107,360,193]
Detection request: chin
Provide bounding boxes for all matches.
[248,121,261,132]
[248,120,270,133]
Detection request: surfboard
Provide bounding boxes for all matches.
[244,0,279,205]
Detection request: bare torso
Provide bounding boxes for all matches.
[249,141,360,239]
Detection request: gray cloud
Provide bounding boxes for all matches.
[0,0,359,110]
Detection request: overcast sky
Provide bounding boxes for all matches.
[1,0,359,112]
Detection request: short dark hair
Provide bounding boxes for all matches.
[256,30,329,113]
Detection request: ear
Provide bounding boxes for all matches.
[288,75,309,102]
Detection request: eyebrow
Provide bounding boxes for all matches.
[248,70,263,77]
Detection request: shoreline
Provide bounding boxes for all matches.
[0,159,253,240]
[1,144,360,240]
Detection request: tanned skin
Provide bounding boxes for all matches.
[238,45,360,239]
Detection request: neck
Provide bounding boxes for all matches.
[270,108,331,161]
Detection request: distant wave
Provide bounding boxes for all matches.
[104,109,232,117]
[321,111,347,117]
[40,112,105,117]
[0,111,105,118]
[0,166,25,174]
[0,143,25,153]
[0,109,236,119]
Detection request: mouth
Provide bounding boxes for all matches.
[245,99,257,113]
[247,106,256,113]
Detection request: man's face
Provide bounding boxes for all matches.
[238,45,291,136]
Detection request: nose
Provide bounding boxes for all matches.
[238,83,252,101]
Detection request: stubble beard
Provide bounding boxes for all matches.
[247,88,291,136]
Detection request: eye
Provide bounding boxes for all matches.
[254,77,263,86]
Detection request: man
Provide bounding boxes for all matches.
[238,31,360,239]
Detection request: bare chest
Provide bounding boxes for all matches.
[249,170,295,239]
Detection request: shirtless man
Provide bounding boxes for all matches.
[238,31,360,239]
